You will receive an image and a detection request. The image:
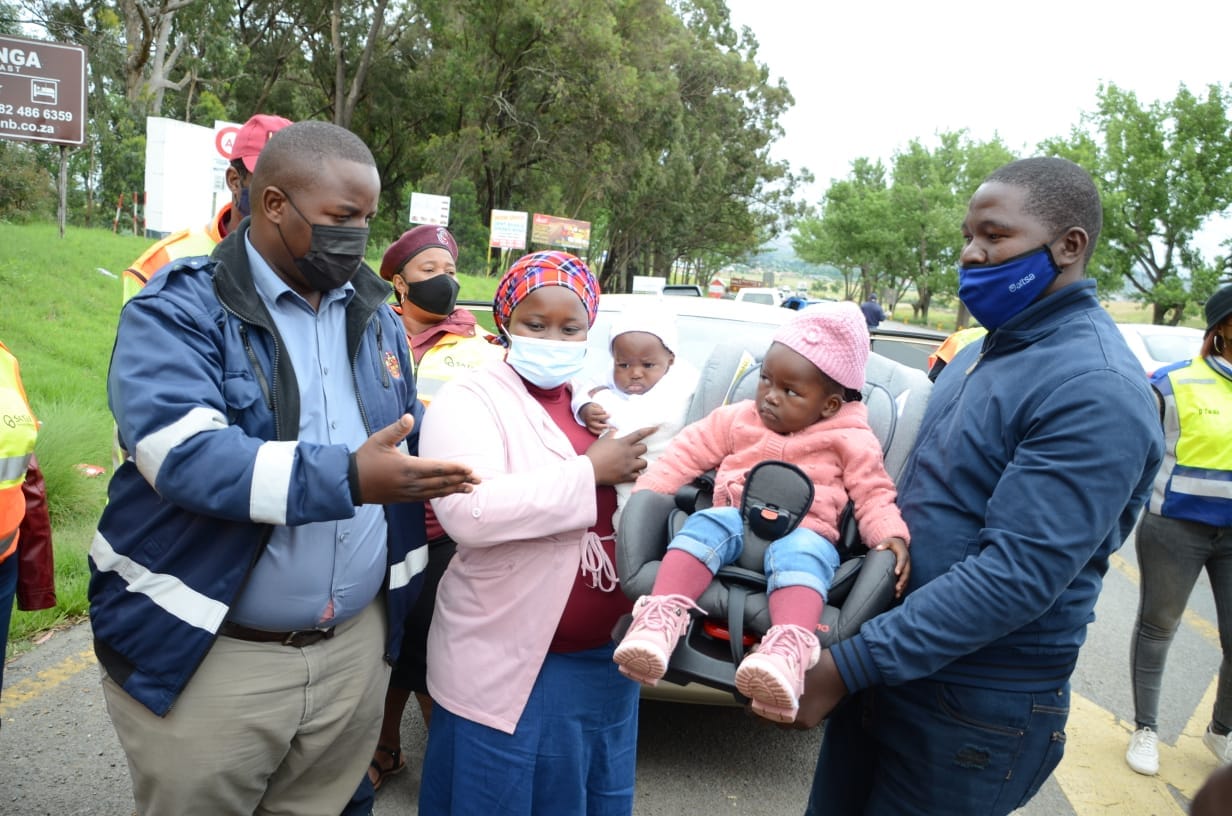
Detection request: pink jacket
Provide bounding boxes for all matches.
[419,361,600,734]
[637,400,910,548]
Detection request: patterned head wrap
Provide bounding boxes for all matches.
[493,251,600,341]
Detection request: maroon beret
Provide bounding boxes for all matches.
[379,225,458,281]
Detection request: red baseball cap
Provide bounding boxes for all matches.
[227,114,293,172]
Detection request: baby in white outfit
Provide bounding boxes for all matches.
[572,309,699,527]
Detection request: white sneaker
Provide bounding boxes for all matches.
[1204,725,1232,765]
[1125,727,1159,775]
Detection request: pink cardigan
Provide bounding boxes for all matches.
[636,400,910,548]
[418,361,600,734]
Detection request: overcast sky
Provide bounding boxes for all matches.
[726,0,1232,253]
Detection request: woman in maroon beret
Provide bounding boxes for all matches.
[365,225,504,792]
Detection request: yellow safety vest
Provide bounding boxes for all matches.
[927,326,988,371]
[1150,356,1232,525]
[121,205,230,303]
[0,341,38,560]
[414,333,505,406]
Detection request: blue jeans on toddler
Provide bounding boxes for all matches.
[669,506,840,599]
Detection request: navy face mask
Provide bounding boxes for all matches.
[958,244,1061,330]
[237,186,251,218]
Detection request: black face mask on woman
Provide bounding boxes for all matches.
[401,273,461,317]
[276,193,370,291]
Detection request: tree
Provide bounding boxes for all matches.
[793,134,1014,325]
[1044,82,1232,324]
[116,0,196,116]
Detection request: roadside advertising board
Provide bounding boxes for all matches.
[212,120,241,193]
[489,209,528,249]
[530,213,591,250]
[409,192,451,226]
[0,35,86,145]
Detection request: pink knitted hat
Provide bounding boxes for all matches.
[771,302,870,391]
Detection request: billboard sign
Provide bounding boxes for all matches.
[0,35,86,145]
[530,213,591,250]
[212,120,240,193]
[489,209,528,249]
[409,192,451,226]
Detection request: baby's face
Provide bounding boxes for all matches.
[611,331,674,395]
[755,343,843,434]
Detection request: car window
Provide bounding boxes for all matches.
[1141,332,1201,364]
[739,292,775,306]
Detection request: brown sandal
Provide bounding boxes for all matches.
[368,744,406,791]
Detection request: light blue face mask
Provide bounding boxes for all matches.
[958,244,1061,330]
[504,333,589,389]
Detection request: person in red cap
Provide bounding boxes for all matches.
[363,225,503,792]
[613,302,911,724]
[121,113,293,303]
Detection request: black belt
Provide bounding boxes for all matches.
[218,621,336,648]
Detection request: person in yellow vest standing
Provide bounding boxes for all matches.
[1125,283,1232,777]
[121,113,293,303]
[364,225,504,791]
[0,340,56,716]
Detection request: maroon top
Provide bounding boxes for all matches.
[521,379,629,652]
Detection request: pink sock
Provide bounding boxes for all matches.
[651,549,715,600]
[768,585,824,630]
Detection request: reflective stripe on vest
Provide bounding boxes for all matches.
[0,342,37,541]
[1150,356,1232,526]
[413,335,504,406]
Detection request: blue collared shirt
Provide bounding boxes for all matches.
[227,235,388,630]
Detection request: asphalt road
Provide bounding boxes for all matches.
[1,529,1224,815]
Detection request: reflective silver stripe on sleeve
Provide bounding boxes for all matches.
[89,530,229,633]
[249,441,297,525]
[135,407,228,486]
[388,544,430,591]
[0,452,33,487]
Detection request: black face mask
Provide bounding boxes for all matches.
[402,273,460,317]
[237,186,251,218]
[277,193,369,291]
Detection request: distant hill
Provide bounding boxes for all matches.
[730,233,842,286]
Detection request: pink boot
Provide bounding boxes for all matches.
[613,594,698,686]
[734,623,820,723]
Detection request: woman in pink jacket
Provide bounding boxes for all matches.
[614,302,911,724]
[417,251,652,815]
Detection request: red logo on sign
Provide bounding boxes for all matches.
[215,126,240,159]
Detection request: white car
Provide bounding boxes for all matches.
[731,287,783,307]
[1115,323,1204,377]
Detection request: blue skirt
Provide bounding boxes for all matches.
[419,642,639,815]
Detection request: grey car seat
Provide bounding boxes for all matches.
[613,339,932,696]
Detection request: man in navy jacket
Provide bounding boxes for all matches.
[90,121,477,816]
[798,157,1164,816]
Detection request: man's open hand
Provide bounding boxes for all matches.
[353,414,479,504]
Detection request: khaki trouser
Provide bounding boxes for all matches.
[102,600,389,816]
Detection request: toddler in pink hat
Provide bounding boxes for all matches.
[613,301,911,723]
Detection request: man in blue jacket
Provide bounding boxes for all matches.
[797,157,1164,815]
[90,120,477,816]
